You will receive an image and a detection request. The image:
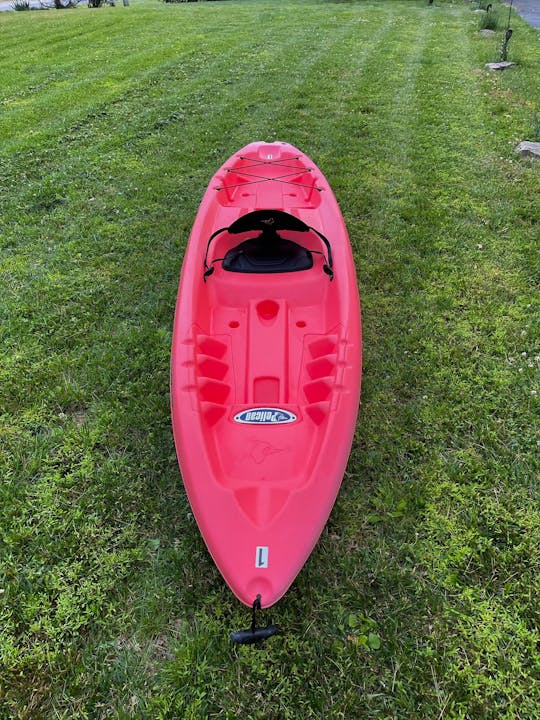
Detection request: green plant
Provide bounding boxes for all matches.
[11,0,31,9]
[88,0,116,7]
[478,6,501,30]
[532,112,540,141]
[500,27,513,61]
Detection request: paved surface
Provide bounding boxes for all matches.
[511,0,540,29]
[0,0,60,9]
[0,0,96,9]
[0,0,133,9]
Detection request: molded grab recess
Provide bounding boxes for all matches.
[257,299,280,320]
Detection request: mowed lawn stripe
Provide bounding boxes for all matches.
[1,2,539,719]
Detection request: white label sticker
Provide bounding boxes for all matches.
[255,546,269,569]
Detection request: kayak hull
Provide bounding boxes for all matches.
[171,142,361,608]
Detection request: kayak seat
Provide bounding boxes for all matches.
[222,233,313,274]
[203,209,334,280]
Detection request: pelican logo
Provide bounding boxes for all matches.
[234,408,297,425]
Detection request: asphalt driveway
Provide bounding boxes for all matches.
[0,0,48,8]
[511,0,540,28]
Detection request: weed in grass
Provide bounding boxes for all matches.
[531,112,540,141]
[478,6,501,31]
[500,27,514,61]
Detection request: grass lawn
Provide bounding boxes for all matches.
[1,0,539,717]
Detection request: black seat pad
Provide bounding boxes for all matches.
[222,235,313,274]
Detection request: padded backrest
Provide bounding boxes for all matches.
[228,210,310,235]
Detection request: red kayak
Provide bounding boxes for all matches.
[171,141,361,616]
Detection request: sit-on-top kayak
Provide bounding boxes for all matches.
[170,141,361,619]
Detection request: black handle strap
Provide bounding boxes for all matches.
[308,226,333,280]
[203,226,230,280]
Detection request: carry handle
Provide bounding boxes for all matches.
[230,595,279,645]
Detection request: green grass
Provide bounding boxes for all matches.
[1,0,539,717]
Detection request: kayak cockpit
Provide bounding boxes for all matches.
[203,209,333,281]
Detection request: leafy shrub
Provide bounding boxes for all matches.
[12,0,31,9]
[478,6,501,31]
